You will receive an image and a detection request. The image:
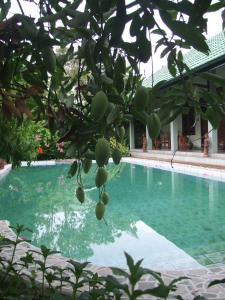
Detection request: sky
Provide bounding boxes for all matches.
[9,0,224,77]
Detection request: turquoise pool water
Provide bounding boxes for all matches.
[1,163,225,270]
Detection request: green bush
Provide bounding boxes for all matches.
[0,224,193,299]
[0,116,39,167]
[35,126,69,160]
[109,137,129,157]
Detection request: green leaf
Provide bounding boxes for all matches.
[114,76,124,93]
[105,275,129,292]
[107,105,120,124]
[207,0,225,12]
[189,0,212,25]
[143,11,155,29]
[110,0,127,46]
[137,31,152,63]
[145,285,170,298]
[130,13,142,37]
[0,0,11,21]
[22,71,46,89]
[152,28,166,35]
[101,74,114,85]
[159,10,209,53]
[169,276,189,287]
[115,55,126,76]
[41,46,56,74]
[208,278,225,287]
[167,50,177,77]
[20,18,38,40]
[111,267,129,278]
[66,11,89,28]
[124,252,134,272]
[155,37,166,53]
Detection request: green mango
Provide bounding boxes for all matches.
[67,160,78,178]
[42,47,56,74]
[112,149,121,165]
[134,86,148,111]
[118,126,125,139]
[95,167,108,188]
[82,158,92,173]
[91,91,108,121]
[101,192,109,205]
[95,201,105,220]
[147,113,161,139]
[95,137,110,167]
[76,186,85,203]
[1,60,14,86]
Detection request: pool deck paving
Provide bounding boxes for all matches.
[0,220,225,299]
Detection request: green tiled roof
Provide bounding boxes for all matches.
[143,31,225,87]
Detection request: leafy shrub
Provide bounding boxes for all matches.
[109,137,129,157]
[0,224,220,300]
[0,115,39,167]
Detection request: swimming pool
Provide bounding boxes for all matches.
[0,162,225,270]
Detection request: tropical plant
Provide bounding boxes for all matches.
[0,115,39,166]
[0,224,216,299]
[109,137,129,157]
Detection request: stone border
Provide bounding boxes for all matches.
[1,221,225,299]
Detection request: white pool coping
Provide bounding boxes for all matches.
[0,164,12,180]
[4,158,225,184]
[122,157,225,182]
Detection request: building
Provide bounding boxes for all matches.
[129,31,225,156]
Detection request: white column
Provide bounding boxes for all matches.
[146,126,152,150]
[170,117,179,152]
[208,121,218,154]
[129,120,135,150]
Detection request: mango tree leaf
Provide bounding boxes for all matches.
[208,278,225,287]
[167,50,177,77]
[115,55,126,75]
[130,13,142,37]
[143,11,155,29]
[207,0,225,12]
[159,10,209,53]
[137,31,152,63]
[189,0,212,25]
[110,0,126,46]
[0,0,11,21]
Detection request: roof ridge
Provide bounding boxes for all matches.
[143,30,225,87]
